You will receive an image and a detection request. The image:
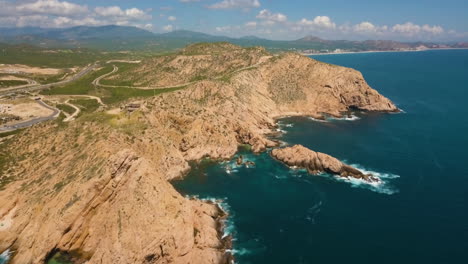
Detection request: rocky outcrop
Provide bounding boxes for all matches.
[0,126,231,264]
[271,145,379,182]
[0,43,395,264]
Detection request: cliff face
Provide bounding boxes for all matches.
[0,43,396,263]
[0,125,231,264]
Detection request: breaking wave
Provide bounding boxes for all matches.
[223,153,258,174]
[333,162,400,195]
[188,195,251,260]
[0,249,11,264]
[327,114,361,121]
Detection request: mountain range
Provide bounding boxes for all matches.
[0,25,467,53]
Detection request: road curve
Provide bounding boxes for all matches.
[63,100,80,122]
[0,100,59,132]
[93,61,265,90]
[0,63,98,96]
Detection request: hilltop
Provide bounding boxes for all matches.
[0,43,397,263]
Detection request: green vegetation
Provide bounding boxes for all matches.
[99,62,139,86]
[41,64,184,105]
[69,98,100,114]
[55,104,75,116]
[0,152,13,189]
[34,72,70,84]
[0,43,111,68]
[0,128,24,138]
[102,86,184,105]
[42,66,112,95]
[0,79,28,87]
[190,75,207,82]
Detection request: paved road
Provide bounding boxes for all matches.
[0,100,59,132]
[0,63,98,96]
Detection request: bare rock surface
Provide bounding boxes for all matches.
[271,145,379,182]
[0,43,395,263]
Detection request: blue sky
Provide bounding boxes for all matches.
[1,0,467,41]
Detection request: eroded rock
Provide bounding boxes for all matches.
[271,145,379,182]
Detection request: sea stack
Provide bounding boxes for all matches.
[271,145,379,183]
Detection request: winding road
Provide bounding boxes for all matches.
[0,100,59,132]
[62,100,81,122]
[0,63,98,96]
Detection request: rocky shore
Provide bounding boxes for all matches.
[0,43,396,263]
[271,145,380,182]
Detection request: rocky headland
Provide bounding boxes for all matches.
[0,43,397,263]
[271,145,380,182]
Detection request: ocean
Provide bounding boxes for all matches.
[173,49,468,264]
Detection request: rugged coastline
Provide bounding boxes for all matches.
[0,43,397,263]
[271,145,380,182]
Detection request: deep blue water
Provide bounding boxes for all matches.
[173,49,468,264]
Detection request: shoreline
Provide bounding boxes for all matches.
[301,47,468,56]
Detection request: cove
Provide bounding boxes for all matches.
[173,49,468,263]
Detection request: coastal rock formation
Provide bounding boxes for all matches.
[0,134,231,264]
[0,43,395,263]
[271,145,379,182]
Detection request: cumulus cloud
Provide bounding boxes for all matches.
[0,0,153,29]
[16,0,88,17]
[168,16,177,21]
[256,9,287,23]
[213,12,452,41]
[298,16,336,30]
[353,21,377,33]
[208,0,261,10]
[392,22,444,36]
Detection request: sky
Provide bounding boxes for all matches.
[1,0,467,41]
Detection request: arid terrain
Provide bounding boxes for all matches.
[0,43,397,264]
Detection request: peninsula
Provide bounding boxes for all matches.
[0,43,397,263]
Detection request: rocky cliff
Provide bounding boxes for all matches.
[271,145,379,182]
[0,43,396,263]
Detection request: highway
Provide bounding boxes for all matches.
[0,63,98,96]
[0,100,60,132]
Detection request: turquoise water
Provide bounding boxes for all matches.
[173,49,468,263]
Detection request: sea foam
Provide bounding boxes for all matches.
[188,195,250,259]
[327,114,361,121]
[0,249,11,264]
[334,162,400,195]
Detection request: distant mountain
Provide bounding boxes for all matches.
[0,25,155,40]
[156,30,227,41]
[0,25,466,53]
[239,35,264,40]
[295,35,328,43]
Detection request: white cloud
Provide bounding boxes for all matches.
[245,21,257,27]
[95,6,151,20]
[298,16,336,30]
[216,26,231,32]
[16,0,88,17]
[422,24,444,34]
[0,0,153,29]
[163,25,174,31]
[168,16,177,21]
[353,21,377,33]
[256,9,287,23]
[208,0,261,10]
[213,12,454,41]
[392,22,421,35]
